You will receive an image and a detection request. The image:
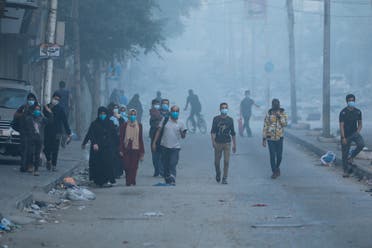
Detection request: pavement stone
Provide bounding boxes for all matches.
[286,128,372,179]
[0,141,86,217]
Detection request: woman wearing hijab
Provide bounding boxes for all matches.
[127,94,143,123]
[88,106,117,187]
[119,109,145,186]
[107,102,123,179]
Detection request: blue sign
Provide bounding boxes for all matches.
[265,61,274,73]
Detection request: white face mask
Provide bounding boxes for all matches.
[52,99,59,105]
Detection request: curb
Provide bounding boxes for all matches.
[15,160,84,210]
[286,130,372,180]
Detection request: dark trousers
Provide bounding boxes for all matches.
[151,149,163,176]
[190,111,201,129]
[26,137,42,171]
[267,138,284,173]
[20,135,28,171]
[243,115,252,137]
[341,132,365,173]
[123,150,140,186]
[161,146,180,183]
[44,133,61,166]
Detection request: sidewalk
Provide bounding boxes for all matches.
[0,141,86,218]
[286,127,372,179]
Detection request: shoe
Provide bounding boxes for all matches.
[216,174,221,183]
[271,172,279,179]
[153,173,159,177]
[20,167,27,173]
[46,161,52,171]
[277,169,281,177]
[33,170,40,176]
[221,178,228,184]
[52,165,57,172]
[27,166,34,173]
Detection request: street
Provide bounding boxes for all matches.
[3,123,372,248]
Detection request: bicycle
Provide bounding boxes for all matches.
[186,113,207,134]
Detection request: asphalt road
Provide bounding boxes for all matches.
[3,123,372,248]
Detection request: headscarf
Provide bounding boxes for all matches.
[124,109,139,149]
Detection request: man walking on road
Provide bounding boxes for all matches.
[240,90,258,137]
[152,105,187,185]
[262,99,288,179]
[211,103,236,184]
[339,94,365,178]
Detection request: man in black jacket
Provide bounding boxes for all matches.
[43,92,72,171]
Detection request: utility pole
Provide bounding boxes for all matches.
[43,0,58,104]
[72,0,81,138]
[286,0,298,124]
[322,0,331,137]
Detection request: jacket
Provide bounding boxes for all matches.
[263,108,288,141]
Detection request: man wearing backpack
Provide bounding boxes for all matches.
[184,89,201,132]
[13,93,38,172]
[152,105,187,185]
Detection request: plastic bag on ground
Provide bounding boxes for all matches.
[320,151,336,166]
[66,186,96,201]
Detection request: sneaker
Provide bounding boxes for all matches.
[216,174,221,183]
[342,172,351,178]
[221,178,228,184]
[33,170,40,176]
[52,165,57,172]
[271,172,279,179]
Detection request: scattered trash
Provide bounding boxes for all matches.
[34,201,47,208]
[63,177,77,188]
[0,218,17,232]
[122,241,129,244]
[274,215,293,219]
[66,186,96,201]
[31,204,41,211]
[252,204,267,207]
[365,189,372,193]
[54,220,59,224]
[2,245,9,248]
[366,179,372,186]
[153,183,174,187]
[77,205,86,211]
[218,200,226,203]
[143,212,164,217]
[252,223,305,228]
[320,151,336,166]
[38,219,47,224]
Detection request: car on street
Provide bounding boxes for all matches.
[0,77,34,157]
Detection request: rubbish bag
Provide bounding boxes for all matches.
[0,218,15,231]
[66,186,96,201]
[63,177,77,188]
[320,151,336,166]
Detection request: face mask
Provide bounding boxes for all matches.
[154,104,160,110]
[99,114,107,121]
[130,115,137,122]
[220,108,228,115]
[171,111,179,120]
[162,104,169,111]
[34,110,41,117]
[347,101,356,108]
[113,108,119,114]
[52,99,59,105]
[28,100,35,106]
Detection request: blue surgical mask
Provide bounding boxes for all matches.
[113,108,119,114]
[28,100,35,106]
[171,111,179,120]
[99,114,107,121]
[220,108,228,115]
[347,101,356,108]
[162,104,169,111]
[130,115,137,122]
[34,110,41,117]
[154,104,160,110]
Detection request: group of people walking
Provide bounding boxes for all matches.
[14,81,72,176]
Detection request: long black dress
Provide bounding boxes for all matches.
[88,116,118,186]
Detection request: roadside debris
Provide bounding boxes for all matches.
[320,151,336,166]
[0,218,18,232]
[143,212,164,217]
[66,186,96,201]
[252,204,268,207]
[274,215,293,219]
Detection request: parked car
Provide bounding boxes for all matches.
[0,77,34,157]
